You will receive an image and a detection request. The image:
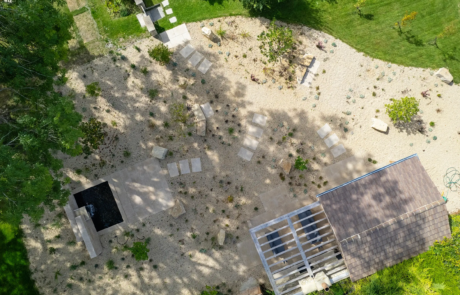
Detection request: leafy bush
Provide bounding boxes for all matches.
[105,0,133,17]
[169,103,189,124]
[86,82,101,97]
[148,44,173,65]
[241,0,284,11]
[216,25,226,38]
[80,118,106,154]
[123,241,150,261]
[385,96,419,123]
[294,156,309,171]
[106,259,115,270]
[148,89,159,99]
[257,18,294,63]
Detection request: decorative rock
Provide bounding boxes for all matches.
[371,118,388,132]
[299,54,314,67]
[296,65,308,83]
[435,68,453,84]
[201,27,213,39]
[169,199,186,218]
[299,277,317,294]
[151,146,168,159]
[217,229,225,245]
[200,102,214,118]
[278,159,292,174]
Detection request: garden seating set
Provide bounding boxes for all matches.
[238,114,267,161]
[134,0,166,36]
[317,123,346,158]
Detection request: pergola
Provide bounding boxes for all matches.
[249,202,349,295]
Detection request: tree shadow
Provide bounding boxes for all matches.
[393,115,426,136]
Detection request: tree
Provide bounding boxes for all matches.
[385,97,419,123]
[395,12,417,33]
[257,19,294,63]
[354,0,366,16]
[0,0,83,224]
[241,0,284,11]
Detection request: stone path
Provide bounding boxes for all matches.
[179,159,191,174]
[160,24,191,48]
[237,113,267,161]
[167,158,203,177]
[178,44,213,74]
[189,51,204,66]
[316,123,346,158]
[167,162,179,177]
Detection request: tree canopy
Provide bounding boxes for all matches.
[0,0,82,223]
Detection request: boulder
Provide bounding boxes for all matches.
[169,199,185,218]
[217,229,226,245]
[201,27,213,40]
[435,68,453,84]
[279,159,292,174]
[371,118,388,132]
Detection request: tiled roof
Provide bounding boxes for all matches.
[318,155,451,281]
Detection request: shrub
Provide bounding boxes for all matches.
[385,96,419,123]
[148,89,159,99]
[430,121,435,127]
[228,127,234,135]
[140,67,148,75]
[130,64,136,69]
[257,18,294,63]
[106,260,115,270]
[240,31,250,38]
[241,0,284,11]
[216,25,226,38]
[169,103,189,124]
[86,82,101,97]
[294,156,309,171]
[123,241,149,261]
[80,118,106,154]
[123,150,131,157]
[148,44,173,65]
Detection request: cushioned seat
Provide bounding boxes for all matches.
[298,210,322,244]
[266,231,285,255]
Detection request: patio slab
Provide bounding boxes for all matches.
[331,144,346,158]
[179,159,191,174]
[247,125,263,138]
[243,136,259,150]
[179,44,195,58]
[161,0,169,6]
[238,147,254,161]
[200,102,214,118]
[167,162,179,177]
[198,58,212,74]
[160,24,191,49]
[324,133,339,148]
[189,51,204,67]
[169,16,177,23]
[252,114,267,126]
[191,158,202,172]
[317,123,332,139]
[165,8,173,15]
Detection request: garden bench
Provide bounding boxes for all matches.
[266,231,286,255]
[298,210,322,244]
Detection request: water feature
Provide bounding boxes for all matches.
[74,181,123,232]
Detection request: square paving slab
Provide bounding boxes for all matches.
[189,51,204,67]
[167,162,179,177]
[238,147,254,161]
[324,133,339,148]
[198,58,212,74]
[243,136,259,150]
[161,0,169,6]
[191,158,202,172]
[179,159,190,174]
[252,114,267,126]
[247,125,263,138]
[331,144,346,158]
[160,24,191,49]
[317,123,332,139]
[200,102,214,118]
[169,16,177,23]
[165,8,173,14]
[179,44,195,58]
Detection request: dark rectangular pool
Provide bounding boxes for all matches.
[74,181,123,232]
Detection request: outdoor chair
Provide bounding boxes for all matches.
[298,210,322,244]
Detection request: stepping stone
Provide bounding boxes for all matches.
[179,159,190,174]
[167,163,179,177]
[330,144,346,158]
[198,58,212,74]
[179,44,195,58]
[371,118,388,132]
[243,136,259,150]
[238,147,254,161]
[317,123,332,139]
[191,158,202,172]
[247,125,263,138]
[165,8,173,15]
[136,13,146,27]
[169,17,177,23]
[151,146,168,159]
[218,229,226,245]
[324,133,339,148]
[169,199,185,218]
[161,0,169,6]
[196,121,206,136]
[200,103,214,118]
[189,51,204,67]
[252,114,267,126]
[192,104,206,122]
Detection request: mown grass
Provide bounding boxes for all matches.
[0,220,39,295]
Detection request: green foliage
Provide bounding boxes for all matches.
[169,103,189,125]
[123,241,150,261]
[105,0,134,17]
[241,0,284,11]
[430,121,435,127]
[106,259,115,270]
[385,97,419,123]
[80,118,105,155]
[148,44,173,65]
[257,19,294,63]
[200,285,223,295]
[294,156,309,171]
[148,89,159,99]
[216,25,226,38]
[86,82,101,97]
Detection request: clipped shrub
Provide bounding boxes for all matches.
[294,156,309,171]
[385,96,419,123]
[148,44,173,65]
